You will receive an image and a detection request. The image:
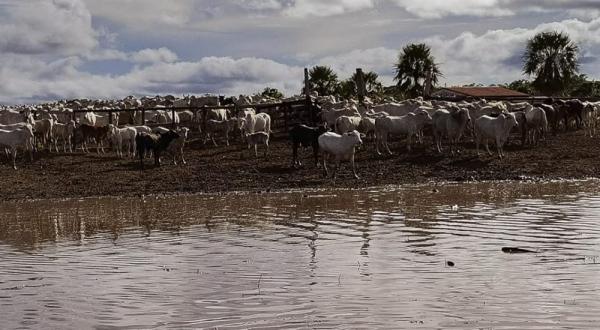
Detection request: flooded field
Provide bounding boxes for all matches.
[1,181,600,329]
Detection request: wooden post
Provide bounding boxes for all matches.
[171,108,176,129]
[304,68,316,125]
[141,108,146,125]
[201,105,207,133]
[108,111,113,126]
[284,102,289,133]
[304,68,310,97]
[356,68,366,104]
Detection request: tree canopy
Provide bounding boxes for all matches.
[523,31,579,96]
[308,66,339,96]
[394,43,441,98]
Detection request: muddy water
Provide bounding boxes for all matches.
[1,181,600,329]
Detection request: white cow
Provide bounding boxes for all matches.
[203,119,231,146]
[0,127,35,169]
[432,108,471,154]
[245,131,270,158]
[474,112,519,159]
[128,125,153,134]
[108,124,137,158]
[33,119,54,151]
[524,105,548,145]
[0,109,34,125]
[318,130,364,181]
[320,106,360,128]
[335,115,362,134]
[52,121,76,153]
[374,109,432,154]
[241,112,271,135]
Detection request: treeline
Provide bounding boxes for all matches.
[259,30,599,100]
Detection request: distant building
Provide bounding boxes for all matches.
[431,86,530,100]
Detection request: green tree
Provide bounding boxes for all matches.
[569,74,600,97]
[336,71,384,99]
[336,79,356,99]
[352,71,384,96]
[394,43,442,98]
[261,87,283,100]
[523,31,579,96]
[308,66,339,96]
[505,79,533,95]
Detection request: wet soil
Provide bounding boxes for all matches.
[1,129,599,201]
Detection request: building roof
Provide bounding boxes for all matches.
[435,86,530,98]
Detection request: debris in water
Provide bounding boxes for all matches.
[502,247,536,254]
[451,205,459,211]
[446,260,455,267]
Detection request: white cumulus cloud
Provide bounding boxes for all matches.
[0,0,97,55]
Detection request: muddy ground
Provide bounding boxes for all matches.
[1,129,600,201]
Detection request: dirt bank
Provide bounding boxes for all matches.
[1,129,599,201]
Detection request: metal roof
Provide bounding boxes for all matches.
[435,86,530,98]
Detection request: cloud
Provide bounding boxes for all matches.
[83,0,197,27]
[131,48,179,64]
[425,18,600,85]
[0,52,304,104]
[283,0,374,17]
[392,0,512,19]
[390,0,600,19]
[316,47,398,84]
[0,0,97,55]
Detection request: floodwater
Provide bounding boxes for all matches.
[1,181,600,329]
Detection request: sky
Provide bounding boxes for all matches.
[1,0,600,104]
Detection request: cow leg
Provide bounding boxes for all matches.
[496,137,503,159]
[11,148,17,170]
[434,132,442,153]
[384,135,393,155]
[485,140,492,156]
[139,149,145,170]
[351,154,359,180]
[332,159,340,183]
[322,153,329,178]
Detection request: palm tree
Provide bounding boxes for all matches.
[336,79,356,99]
[523,31,579,96]
[394,43,441,98]
[336,71,384,99]
[308,66,339,96]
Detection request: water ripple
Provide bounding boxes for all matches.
[1,180,600,329]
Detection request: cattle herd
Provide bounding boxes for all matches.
[0,93,598,183]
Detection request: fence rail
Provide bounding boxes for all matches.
[68,98,316,134]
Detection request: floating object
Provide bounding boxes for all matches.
[451,205,458,211]
[446,261,455,267]
[502,247,536,254]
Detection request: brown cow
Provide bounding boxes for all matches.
[135,130,180,169]
[73,124,110,153]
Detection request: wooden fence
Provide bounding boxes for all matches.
[71,98,317,137]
